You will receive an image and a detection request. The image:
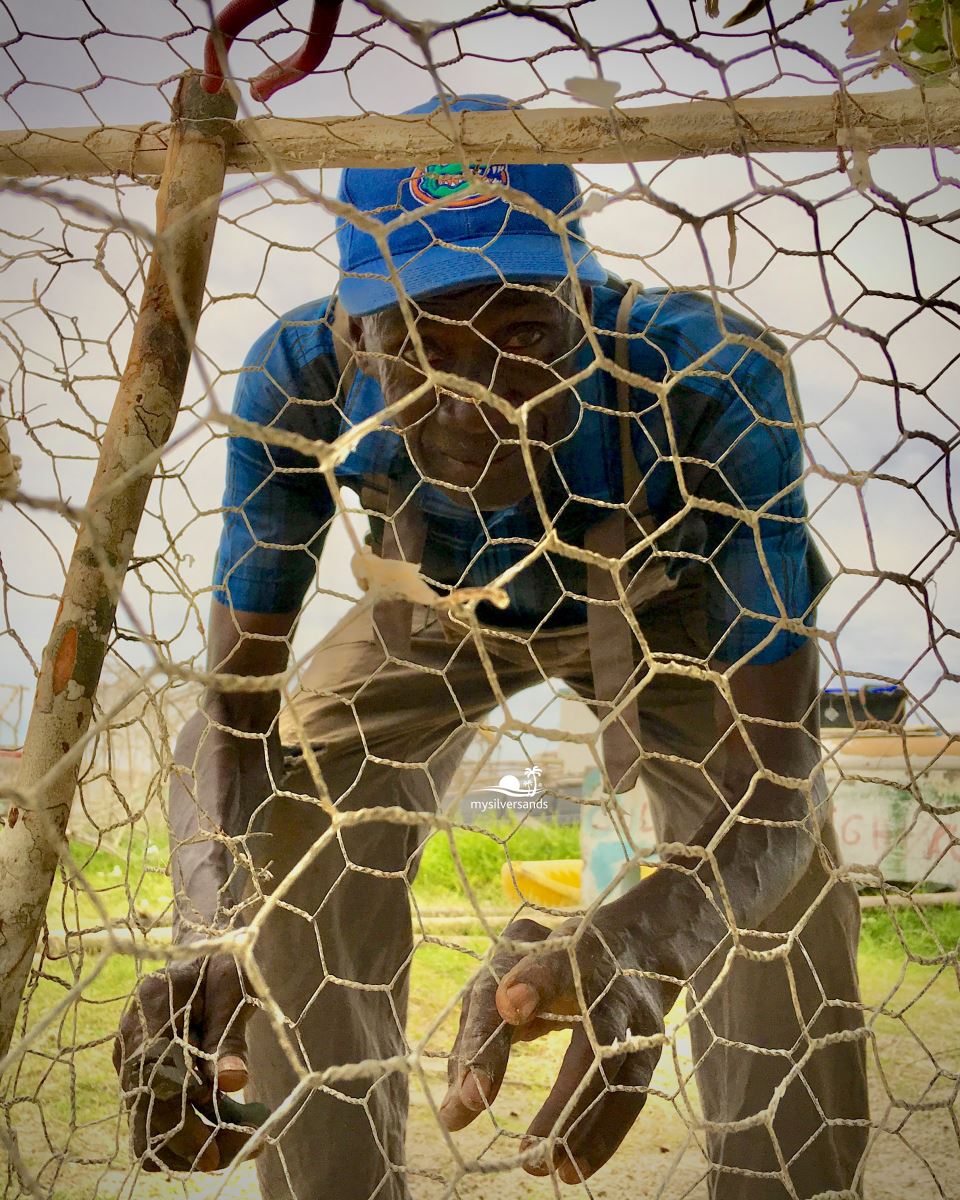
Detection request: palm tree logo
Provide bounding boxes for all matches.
[494,764,543,796]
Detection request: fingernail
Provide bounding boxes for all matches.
[216,1055,248,1092]
[501,982,538,1023]
[519,1135,550,1176]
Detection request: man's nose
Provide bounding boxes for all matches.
[434,388,512,441]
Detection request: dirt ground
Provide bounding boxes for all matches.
[402,1009,960,1200]
[4,938,956,1200]
[127,1033,957,1200]
[404,1028,713,1200]
[119,972,957,1200]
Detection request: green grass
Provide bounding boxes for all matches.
[8,821,956,1197]
[54,823,960,962]
[51,818,580,927]
[413,819,581,905]
[859,903,960,962]
[51,829,173,930]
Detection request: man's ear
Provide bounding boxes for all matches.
[347,315,384,381]
[331,302,364,374]
[347,315,365,353]
[560,278,590,326]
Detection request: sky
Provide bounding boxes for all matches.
[0,0,958,752]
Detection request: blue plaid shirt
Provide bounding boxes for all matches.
[213,280,823,663]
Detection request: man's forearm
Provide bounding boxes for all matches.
[599,644,828,984]
[169,689,283,944]
[601,756,822,985]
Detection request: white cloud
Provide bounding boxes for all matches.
[1,1,957,738]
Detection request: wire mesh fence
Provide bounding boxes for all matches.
[0,2,958,1199]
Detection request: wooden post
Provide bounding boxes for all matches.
[0,73,237,1068]
[0,86,958,177]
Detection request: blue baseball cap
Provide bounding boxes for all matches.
[335,94,606,315]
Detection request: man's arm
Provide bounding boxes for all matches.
[170,295,344,937]
[169,602,296,945]
[438,643,826,1183]
[111,602,298,1174]
[599,637,823,982]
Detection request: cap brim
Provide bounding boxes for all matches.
[337,233,607,316]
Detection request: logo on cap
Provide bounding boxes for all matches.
[408,162,509,208]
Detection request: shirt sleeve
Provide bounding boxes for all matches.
[629,292,817,665]
[212,299,342,615]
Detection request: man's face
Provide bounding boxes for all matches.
[352,281,587,510]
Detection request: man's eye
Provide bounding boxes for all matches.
[500,324,546,353]
[400,342,433,368]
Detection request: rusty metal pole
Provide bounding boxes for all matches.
[0,72,237,1068]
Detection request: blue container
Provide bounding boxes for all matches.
[579,768,658,904]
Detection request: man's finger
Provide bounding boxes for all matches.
[141,1147,192,1173]
[214,1122,266,1168]
[140,1132,219,1174]
[439,969,511,1130]
[215,1055,248,1093]
[200,956,253,1091]
[457,966,515,1100]
[204,1091,271,1167]
[159,1105,221,1173]
[130,1092,217,1171]
[510,1014,577,1043]
[439,921,552,1132]
[130,1093,177,1158]
[497,931,598,1026]
[439,980,477,1131]
[557,1046,660,1180]
[519,1018,628,1180]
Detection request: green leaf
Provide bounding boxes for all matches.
[212,1092,271,1129]
[723,0,770,27]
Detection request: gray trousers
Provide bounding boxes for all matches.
[245,593,868,1199]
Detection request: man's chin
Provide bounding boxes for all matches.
[437,479,533,511]
[423,450,538,510]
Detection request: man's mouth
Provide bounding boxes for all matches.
[439,439,520,469]
[428,442,523,486]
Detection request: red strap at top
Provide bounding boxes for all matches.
[202,0,343,102]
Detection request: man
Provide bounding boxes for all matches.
[115,95,869,1199]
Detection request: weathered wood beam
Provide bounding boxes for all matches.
[1,87,958,181]
[0,72,237,1071]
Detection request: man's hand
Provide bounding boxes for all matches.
[439,916,677,1185]
[119,605,294,1173]
[114,955,268,1173]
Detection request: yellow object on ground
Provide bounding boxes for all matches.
[501,859,582,907]
[501,857,659,907]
